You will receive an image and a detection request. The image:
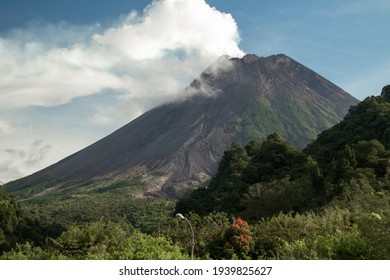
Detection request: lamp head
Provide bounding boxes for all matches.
[176,213,185,219]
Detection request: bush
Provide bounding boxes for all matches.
[112,231,187,260]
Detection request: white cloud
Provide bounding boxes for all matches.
[94,0,242,60]
[0,140,52,183]
[0,0,244,183]
[0,120,14,134]
[0,0,243,110]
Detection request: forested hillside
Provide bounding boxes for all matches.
[0,86,389,260]
[177,86,390,219]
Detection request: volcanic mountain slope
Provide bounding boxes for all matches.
[6,54,358,198]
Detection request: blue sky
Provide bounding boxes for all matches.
[0,0,389,182]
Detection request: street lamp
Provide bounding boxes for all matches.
[176,213,195,260]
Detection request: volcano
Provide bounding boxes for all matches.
[6,54,358,198]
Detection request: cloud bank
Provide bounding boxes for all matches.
[0,0,244,110]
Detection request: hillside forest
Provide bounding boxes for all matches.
[1,86,389,260]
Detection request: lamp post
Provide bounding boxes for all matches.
[176,213,195,260]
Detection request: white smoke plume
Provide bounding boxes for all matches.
[0,0,244,110]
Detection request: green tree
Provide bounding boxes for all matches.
[250,208,356,259]
[177,134,324,218]
[242,176,314,220]
[54,221,127,259]
[0,186,43,253]
[0,186,21,251]
[112,231,187,260]
[381,84,390,101]
[334,145,357,183]
[352,140,389,178]
[278,227,367,260]
[0,242,68,260]
[176,142,250,215]
[305,90,390,167]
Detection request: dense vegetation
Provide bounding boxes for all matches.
[1,86,389,259]
[176,133,324,218]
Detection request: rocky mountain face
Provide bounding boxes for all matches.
[6,54,358,199]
